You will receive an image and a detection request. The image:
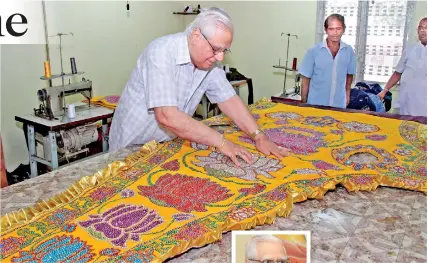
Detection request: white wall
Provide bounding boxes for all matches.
[1,1,183,172]
[1,0,426,173]
[182,1,317,102]
[409,0,427,44]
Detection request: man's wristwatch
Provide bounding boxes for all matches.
[250,129,264,139]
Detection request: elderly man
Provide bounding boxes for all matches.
[299,14,356,108]
[378,17,427,117]
[109,7,288,166]
[245,235,289,263]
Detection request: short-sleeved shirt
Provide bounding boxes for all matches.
[299,39,356,108]
[109,32,236,151]
[395,41,427,117]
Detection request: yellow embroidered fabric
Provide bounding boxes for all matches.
[83,95,120,109]
[1,100,426,263]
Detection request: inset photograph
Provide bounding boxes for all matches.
[232,230,310,263]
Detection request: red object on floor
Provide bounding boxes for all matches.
[0,136,8,188]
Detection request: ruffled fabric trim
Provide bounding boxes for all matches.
[1,140,159,233]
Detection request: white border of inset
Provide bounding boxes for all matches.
[231,230,311,263]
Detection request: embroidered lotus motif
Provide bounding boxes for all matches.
[240,127,327,155]
[303,116,339,127]
[266,111,303,121]
[193,152,284,181]
[11,235,94,263]
[79,204,163,247]
[339,121,379,133]
[138,173,233,213]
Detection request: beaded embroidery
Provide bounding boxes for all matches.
[0,100,426,263]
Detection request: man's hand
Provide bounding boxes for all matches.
[346,93,350,106]
[378,90,387,100]
[254,133,290,159]
[218,140,253,167]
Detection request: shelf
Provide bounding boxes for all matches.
[40,72,85,80]
[273,65,297,71]
[173,12,199,15]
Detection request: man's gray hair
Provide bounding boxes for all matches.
[185,7,234,39]
[245,235,286,260]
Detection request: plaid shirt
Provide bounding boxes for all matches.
[109,32,236,151]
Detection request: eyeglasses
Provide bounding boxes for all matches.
[247,259,291,263]
[418,26,427,32]
[199,30,231,55]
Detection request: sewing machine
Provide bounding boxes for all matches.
[16,99,113,178]
[13,32,114,178]
[34,78,93,120]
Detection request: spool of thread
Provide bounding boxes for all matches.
[292,58,297,71]
[70,57,77,74]
[67,104,76,119]
[44,61,51,78]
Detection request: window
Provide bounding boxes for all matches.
[316,0,416,83]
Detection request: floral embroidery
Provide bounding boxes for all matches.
[88,186,117,202]
[121,189,135,198]
[293,178,332,190]
[11,235,94,263]
[312,160,341,170]
[2,101,427,263]
[45,208,77,227]
[119,169,145,180]
[350,175,374,185]
[174,223,208,241]
[0,237,25,256]
[229,207,257,221]
[264,187,288,201]
[266,127,326,155]
[402,178,425,187]
[330,129,344,135]
[309,179,325,187]
[213,125,240,134]
[275,120,289,125]
[138,174,233,212]
[161,159,180,171]
[391,166,407,174]
[338,121,380,133]
[241,127,326,155]
[399,121,427,151]
[193,152,283,181]
[293,168,327,176]
[100,248,121,256]
[105,95,120,104]
[79,204,163,247]
[303,116,339,127]
[413,165,427,177]
[61,224,76,233]
[172,213,195,222]
[239,184,266,196]
[121,248,155,263]
[332,145,398,170]
[266,111,303,121]
[365,134,387,141]
[254,101,276,109]
[393,148,412,156]
[147,154,169,165]
[191,141,209,151]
